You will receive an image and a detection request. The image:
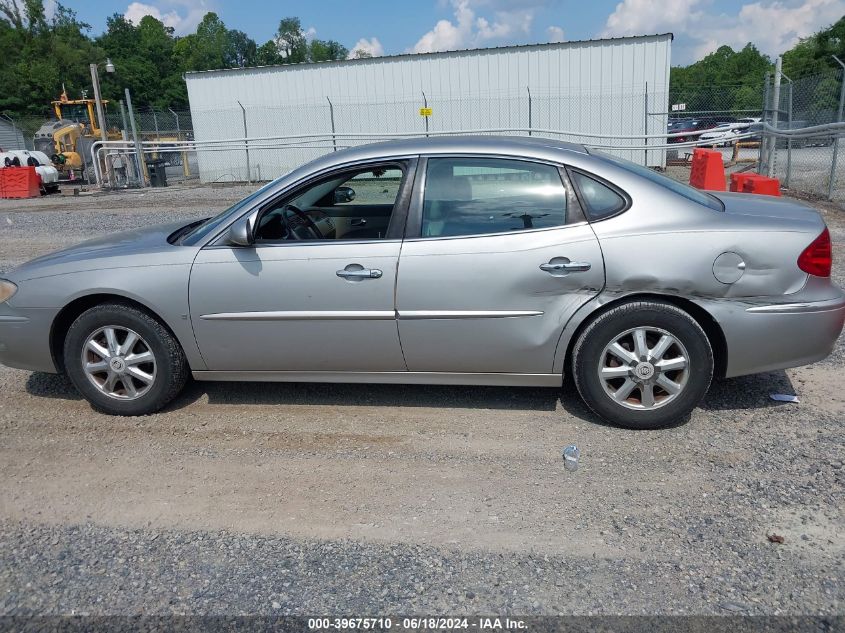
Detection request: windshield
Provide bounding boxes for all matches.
[588,150,724,212]
[180,181,277,246]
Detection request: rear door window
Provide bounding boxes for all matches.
[421,158,567,238]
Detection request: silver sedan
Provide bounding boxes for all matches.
[1,136,843,429]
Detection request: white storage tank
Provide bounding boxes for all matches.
[185,33,672,183]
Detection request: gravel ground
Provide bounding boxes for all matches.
[0,185,843,617]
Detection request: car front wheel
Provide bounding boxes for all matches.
[572,301,714,429]
[64,303,189,416]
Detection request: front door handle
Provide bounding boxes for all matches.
[336,267,383,279]
[540,260,592,273]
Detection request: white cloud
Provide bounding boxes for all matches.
[123,0,209,34]
[125,2,182,29]
[601,0,844,64]
[602,0,703,38]
[410,0,535,53]
[546,25,565,43]
[348,37,385,59]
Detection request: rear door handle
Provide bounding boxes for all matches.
[336,268,383,279]
[350,218,367,226]
[540,260,592,273]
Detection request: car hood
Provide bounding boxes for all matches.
[710,191,825,229]
[7,220,200,282]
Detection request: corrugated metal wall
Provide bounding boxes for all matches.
[0,119,26,151]
[186,34,671,182]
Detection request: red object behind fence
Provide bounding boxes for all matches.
[689,149,726,191]
[0,166,41,199]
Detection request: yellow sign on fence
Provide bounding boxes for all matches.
[419,107,433,117]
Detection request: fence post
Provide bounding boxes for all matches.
[118,100,128,141]
[828,56,845,200]
[527,86,532,136]
[125,88,146,188]
[169,107,190,178]
[766,57,782,177]
[237,100,250,184]
[644,81,649,166]
[422,91,429,137]
[785,79,793,188]
[152,109,160,142]
[759,73,770,174]
[326,97,337,152]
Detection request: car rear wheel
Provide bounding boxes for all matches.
[64,303,189,416]
[572,301,713,429]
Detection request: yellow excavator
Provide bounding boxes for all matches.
[32,87,121,181]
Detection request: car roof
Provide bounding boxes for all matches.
[328,135,588,163]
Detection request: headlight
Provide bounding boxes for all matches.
[0,279,18,303]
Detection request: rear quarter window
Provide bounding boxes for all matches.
[569,170,628,221]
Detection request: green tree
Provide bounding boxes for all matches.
[783,16,845,78]
[0,0,102,117]
[275,17,307,63]
[309,38,348,62]
[226,29,257,68]
[670,44,771,113]
[255,39,283,65]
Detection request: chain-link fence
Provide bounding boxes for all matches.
[7,71,845,201]
[760,69,844,200]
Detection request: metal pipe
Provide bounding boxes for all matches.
[828,55,845,200]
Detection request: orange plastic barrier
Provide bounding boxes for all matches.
[0,166,40,199]
[742,175,781,196]
[689,148,726,191]
[729,172,758,192]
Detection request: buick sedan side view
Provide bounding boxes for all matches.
[1,136,843,429]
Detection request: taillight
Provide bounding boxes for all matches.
[797,227,832,277]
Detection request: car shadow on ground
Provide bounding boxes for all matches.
[24,369,799,422]
[183,380,564,411]
[701,370,797,411]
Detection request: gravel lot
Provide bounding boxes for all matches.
[0,185,843,617]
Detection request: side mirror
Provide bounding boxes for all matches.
[226,215,254,247]
[334,186,356,204]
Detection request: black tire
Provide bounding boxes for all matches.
[572,301,713,430]
[63,303,189,416]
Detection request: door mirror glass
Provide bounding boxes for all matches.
[226,215,254,247]
[334,186,356,204]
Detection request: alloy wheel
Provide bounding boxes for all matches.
[81,326,157,401]
[597,326,690,410]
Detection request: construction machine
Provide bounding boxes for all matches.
[32,88,121,182]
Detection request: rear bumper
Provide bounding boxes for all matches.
[0,306,58,373]
[699,293,845,378]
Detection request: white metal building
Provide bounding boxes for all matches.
[185,34,672,183]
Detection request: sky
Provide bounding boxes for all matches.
[61,0,845,66]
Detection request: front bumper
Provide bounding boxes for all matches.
[0,305,58,373]
[699,293,845,378]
